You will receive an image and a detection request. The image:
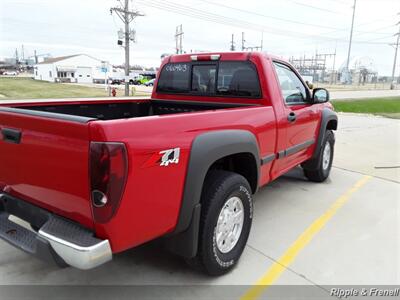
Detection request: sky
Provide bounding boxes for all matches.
[0,0,399,75]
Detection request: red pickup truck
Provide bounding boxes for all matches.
[0,52,337,275]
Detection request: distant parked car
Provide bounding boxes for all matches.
[129,79,142,85]
[144,79,155,86]
[110,78,124,85]
[3,71,18,76]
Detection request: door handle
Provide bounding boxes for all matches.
[287,112,296,123]
[2,128,21,144]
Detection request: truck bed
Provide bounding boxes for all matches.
[9,99,251,121]
[0,98,259,232]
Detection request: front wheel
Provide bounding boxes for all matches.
[187,170,253,276]
[303,130,335,182]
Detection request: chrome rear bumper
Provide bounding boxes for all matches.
[0,193,112,270]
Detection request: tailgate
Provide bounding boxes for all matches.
[0,108,94,229]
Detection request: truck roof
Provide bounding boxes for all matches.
[166,51,285,64]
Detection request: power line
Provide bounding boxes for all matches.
[199,0,344,30]
[137,0,394,46]
[311,13,399,38]
[322,0,350,6]
[138,0,323,39]
[138,0,322,40]
[284,0,347,15]
[355,14,400,28]
[200,0,395,37]
[357,34,396,43]
[353,25,396,36]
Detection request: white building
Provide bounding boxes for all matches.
[34,54,112,83]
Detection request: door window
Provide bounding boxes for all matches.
[273,62,308,104]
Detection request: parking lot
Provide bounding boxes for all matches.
[0,113,398,299]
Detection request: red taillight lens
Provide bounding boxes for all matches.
[90,142,128,223]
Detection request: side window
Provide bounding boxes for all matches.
[217,62,261,97]
[273,62,308,104]
[191,65,216,93]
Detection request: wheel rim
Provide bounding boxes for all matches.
[322,142,331,170]
[215,196,244,253]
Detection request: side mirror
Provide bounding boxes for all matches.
[312,88,330,103]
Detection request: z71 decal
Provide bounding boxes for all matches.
[143,147,181,168]
[159,148,180,166]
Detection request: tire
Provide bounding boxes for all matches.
[303,130,335,182]
[187,170,253,276]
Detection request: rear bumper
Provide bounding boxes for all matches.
[0,193,112,270]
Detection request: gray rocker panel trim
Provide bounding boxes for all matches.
[261,154,275,165]
[173,129,260,234]
[285,139,315,156]
[278,139,315,159]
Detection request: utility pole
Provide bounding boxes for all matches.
[332,46,337,84]
[261,32,264,51]
[345,0,357,84]
[111,0,144,96]
[230,34,235,51]
[175,25,184,54]
[390,20,400,89]
[240,32,263,52]
[15,48,19,68]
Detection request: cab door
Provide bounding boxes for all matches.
[271,61,320,176]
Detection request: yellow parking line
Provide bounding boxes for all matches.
[241,175,372,300]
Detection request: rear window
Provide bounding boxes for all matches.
[192,65,217,93]
[157,61,261,98]
[156,63,190,93]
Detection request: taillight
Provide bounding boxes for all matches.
[90,142,128,223]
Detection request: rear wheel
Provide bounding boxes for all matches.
[303,130,334,182]
[186,170,253,276]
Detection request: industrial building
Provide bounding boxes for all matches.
[34,54,112,83]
